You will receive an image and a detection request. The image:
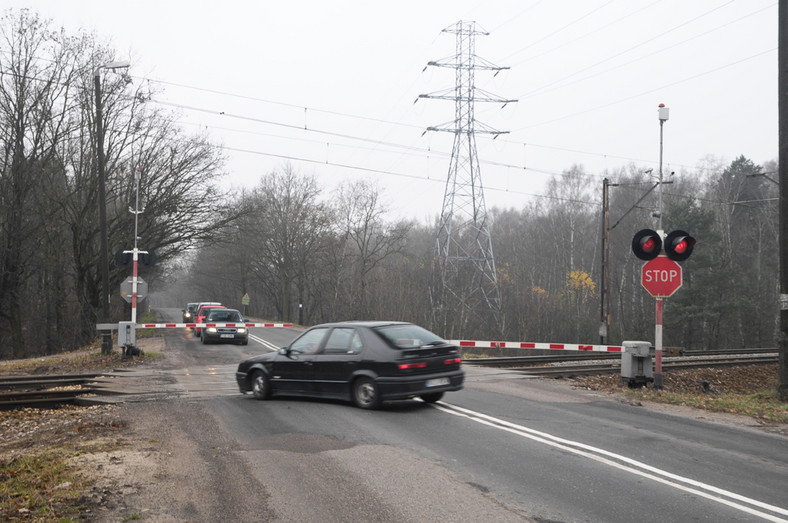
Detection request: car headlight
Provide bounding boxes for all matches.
[185,312,192,319]
[236,328,247,334]
[207,327,218,333]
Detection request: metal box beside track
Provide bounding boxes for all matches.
[621,340,654,388]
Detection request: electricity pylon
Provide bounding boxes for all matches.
[419,21,516,337]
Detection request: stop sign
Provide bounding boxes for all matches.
[641,256,682,297]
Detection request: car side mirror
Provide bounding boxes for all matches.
[278,347,290,356]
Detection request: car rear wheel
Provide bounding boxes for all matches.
[420,391,444,403]
[251,370,271,400]
[352,377,381,409]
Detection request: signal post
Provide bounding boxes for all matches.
[632,228,695,389]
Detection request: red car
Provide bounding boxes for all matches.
[194,304,225,336]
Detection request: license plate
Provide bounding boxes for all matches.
[220,334,234,339]
[426,377,450,387]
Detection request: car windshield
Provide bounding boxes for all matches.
[374,324,445,349]
[207,311,242,322]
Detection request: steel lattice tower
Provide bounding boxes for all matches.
[420,21,516,335]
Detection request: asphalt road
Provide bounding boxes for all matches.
[123,308,788,522]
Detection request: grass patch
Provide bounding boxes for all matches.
[625,386,788,424]
[573,365,787,425]
[0,450,91,521]
[0,310,165,376]
[0,349,163,376]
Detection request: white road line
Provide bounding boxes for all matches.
[249,334,279,352]
[433,402,788,522]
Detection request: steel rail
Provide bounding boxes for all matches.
[494,356,779,378]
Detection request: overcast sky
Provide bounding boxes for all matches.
[6,0,779,222]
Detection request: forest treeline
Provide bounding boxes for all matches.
[181,156,778,352]
[0,10,779,358]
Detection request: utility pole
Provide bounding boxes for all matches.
[94,71,110,323]
[778,0,787,401]
[599,178,618,344]
[653,103,670,391]
[94,60,129,328]
[419,21,516,337]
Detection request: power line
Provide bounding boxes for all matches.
[511,0,739,100]
[219,142,597,206]
[509,3,775,102]
[0,60,747,205]
[2,56,763,178]
[514,47,776,131]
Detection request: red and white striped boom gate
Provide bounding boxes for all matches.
[448,340,623,353]
[138,322,294,329]
[127,324,621,353]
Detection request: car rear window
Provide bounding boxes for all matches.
[374,324,445,349]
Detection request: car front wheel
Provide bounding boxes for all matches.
[352,377,381,409]
[251,370,271,400]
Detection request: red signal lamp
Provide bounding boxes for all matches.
[664,230,696,262]
[632,229,663,261]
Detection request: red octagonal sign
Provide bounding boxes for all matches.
[641,255,682,298]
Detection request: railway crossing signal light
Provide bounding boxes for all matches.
[664,230,695,262]
[140,250,156,267]
[115,250,132,267]
[632,229,662,261]
[632,229,696,262]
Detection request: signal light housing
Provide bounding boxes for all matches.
[114,250,132,267]
[631,229,662,261]
[664,230,696,262]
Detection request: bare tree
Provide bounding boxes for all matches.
[246,165,332,322]
[0,10,82,356]
[0,10,231,355]
[334,180,410,318]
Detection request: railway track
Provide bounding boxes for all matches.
[0,350,779,408]
[0,373,116,408]
[466,352,779,378]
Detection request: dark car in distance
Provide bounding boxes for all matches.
[182,302,199,323]
[236,321,464,409]
[201,308,249,345]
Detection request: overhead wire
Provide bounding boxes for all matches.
[510,2,775,102]
[511,0,739,101]
[0,2,775,208]
[514,46,775,131]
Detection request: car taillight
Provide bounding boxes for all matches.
[444,357,462,365]
[398,362,427,370]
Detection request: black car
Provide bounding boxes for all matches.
[182,302,199,323]
[201,308,249,345]
[235,321,464,409]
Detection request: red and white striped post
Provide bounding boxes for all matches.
[129,247,142,323]
[654,298,664,389]
[128,168,145,325]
